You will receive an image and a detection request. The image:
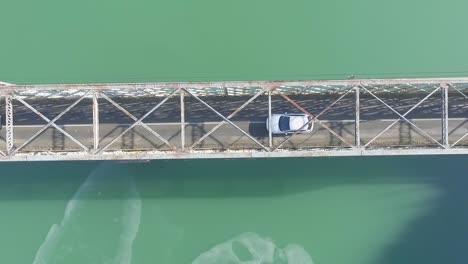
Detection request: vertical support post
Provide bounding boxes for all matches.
[92,91,99,151]
[355,86,361,148]
[268,87,273,150]
[441,84,449,148]
[180,89,185,150]
[5,95,14,154]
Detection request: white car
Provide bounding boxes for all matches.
[266,113,314,135]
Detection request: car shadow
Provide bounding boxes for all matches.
[248,121,269,138]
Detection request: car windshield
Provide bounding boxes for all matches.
[279,116,290,131]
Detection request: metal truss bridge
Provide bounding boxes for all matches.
[1,78,468,162]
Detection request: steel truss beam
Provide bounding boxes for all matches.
[13,93,90,153]
[180,89,185,150]
[3,95,13,156]
[441,84,449,148]
[273,87,355,150]
[2,148,468,162]
[1,77,468,161]
[355,86,361,148]
[93,91,99,151]
[268,89,273,149]
[184,88,270,151]
[451,85,468,147]
[98,92,176,150]
[97,88,180,153]
[4,77,468,93]
[362,86,444,148]
[188,87,269,150]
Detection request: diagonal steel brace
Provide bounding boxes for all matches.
[97,88,180,153]
[273,87,355,150]
[99,92,176,150]
[13,93,90,153]
[362,86,444,148]
[450,85,468,146]
[452,85,468,99]
[452,130,468,147]
[0,96,8,156]
[184,88,270,151]
[189,87,269,149]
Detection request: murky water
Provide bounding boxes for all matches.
[1,0,468,263]
[0,157,467,263]
[1,0,467,84]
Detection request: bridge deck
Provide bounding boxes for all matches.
[0,78,468,161]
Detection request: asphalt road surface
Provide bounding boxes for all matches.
[0,93,467,152]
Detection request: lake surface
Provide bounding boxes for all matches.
[1,0,468,84]
[0,156,467,264]
[1,0,468,263]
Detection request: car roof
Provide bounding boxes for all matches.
[284,113,307,117]
[289,116,307,130]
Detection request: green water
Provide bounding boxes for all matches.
[0,157,467,264]
[1,0,468,84]
[1,0,468,263]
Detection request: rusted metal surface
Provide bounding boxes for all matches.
[0,148,468,162]
[92,91,99,151]
[362,86,444,148]
[185,89,270,151]
[96,88,180,153]
[0,77,467,162]
[4,77,468,93]
[180,89,185,150]
[5,95,13,155]
[13,94,90,153]
[273,87,355,150]
[99,92,176,150]
[441,84,449,148]
[268,89,273,149]
[189,87,268,149]
[355,86,361,148]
